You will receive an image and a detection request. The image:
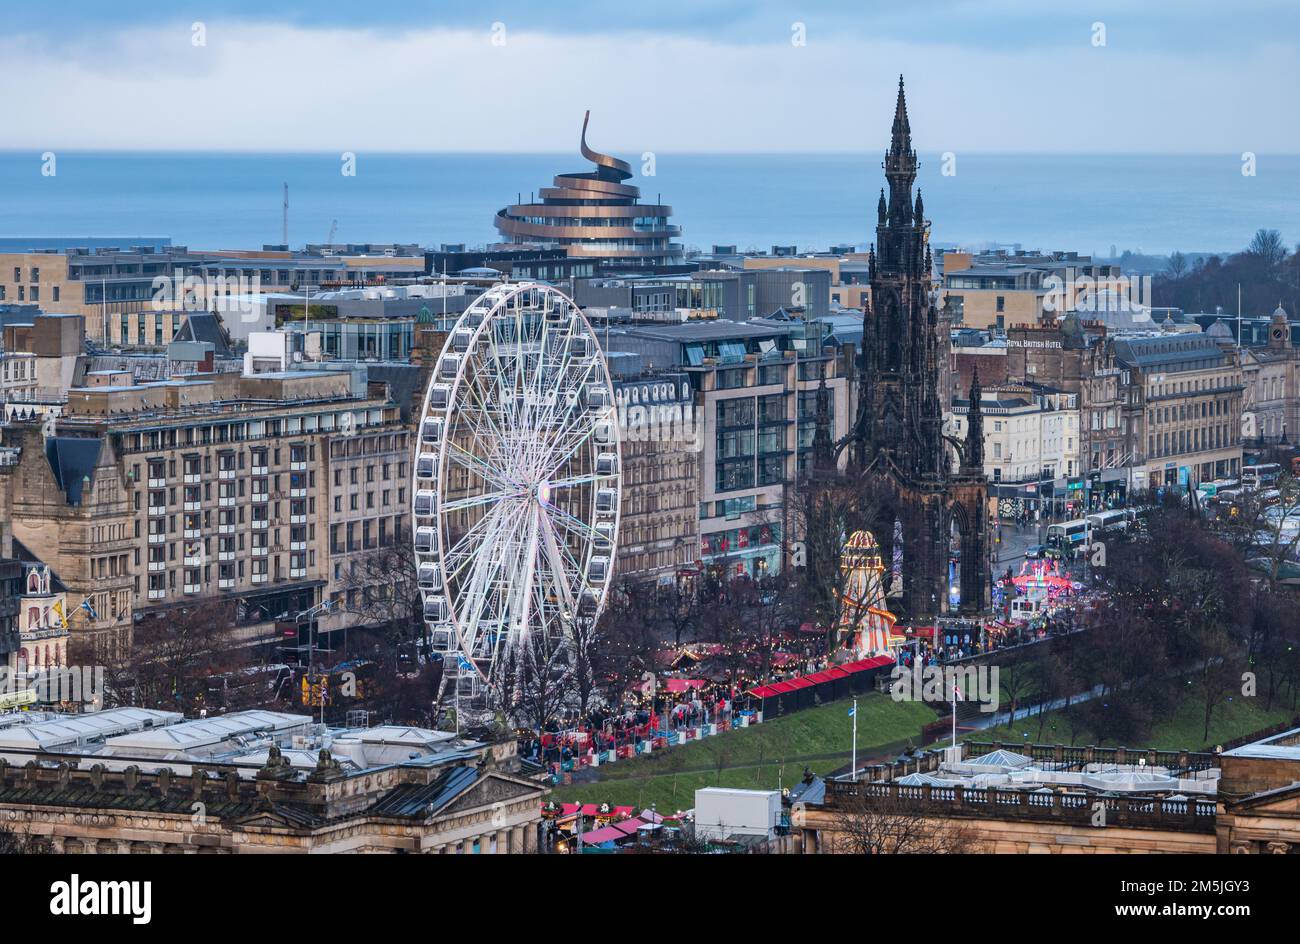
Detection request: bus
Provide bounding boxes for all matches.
[1046,518,1090,552]
[1086,509,1130,534]
[1243,463,1282,489]
[206,663,294,710]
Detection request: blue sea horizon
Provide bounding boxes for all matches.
[2,151,1297,258]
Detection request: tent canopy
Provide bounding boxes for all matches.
[746,654,895,699]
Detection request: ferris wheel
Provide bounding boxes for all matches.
[412,283,621,706]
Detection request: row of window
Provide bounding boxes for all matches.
[1147,424,1237,458]
[1148,398,1235,424]
[0,284,59,302]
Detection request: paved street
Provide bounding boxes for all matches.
[988,517,1093,587]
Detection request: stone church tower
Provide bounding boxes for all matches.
[849,77,989,617]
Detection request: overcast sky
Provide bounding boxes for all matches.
[3,0,1297,153]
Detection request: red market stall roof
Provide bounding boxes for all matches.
[805,666,849,685]
[841,655,894,673]
[746,655,894,699]
[580,817,648,845]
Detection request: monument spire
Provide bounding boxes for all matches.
[964,367,985,470]
[812,372,834,473]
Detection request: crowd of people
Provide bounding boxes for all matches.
[522,695,747,768]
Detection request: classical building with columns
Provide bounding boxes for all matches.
[791,729,1300,855]
[0,708,547,853]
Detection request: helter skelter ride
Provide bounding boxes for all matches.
[411,283,622,712]
[836,530,901,658]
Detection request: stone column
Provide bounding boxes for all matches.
[462,836,476,855]
[83,838,99,854]
[511,825,526,854]
[495,829,509,854]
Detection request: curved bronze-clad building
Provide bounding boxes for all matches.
[494,112,683,267]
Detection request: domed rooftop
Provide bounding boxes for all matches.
[1206,318,1234,341]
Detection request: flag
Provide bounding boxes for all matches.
[847,705,856,717]
[954,682,964,701]
[79,599,97,620]
[52,599,67,629]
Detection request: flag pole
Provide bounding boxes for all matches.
[851,697,858,782]
[951,682,958,749]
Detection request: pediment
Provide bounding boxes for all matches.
[439,773,544,816]
[232,811,295,829]
[1228,782,1300,816]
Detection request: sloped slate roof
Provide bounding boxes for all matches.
[172,312,233,356]
[368,764,480,818]
[45,436,102,505]
[0,779,297,823]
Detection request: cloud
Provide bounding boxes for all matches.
[2,19,1297,153]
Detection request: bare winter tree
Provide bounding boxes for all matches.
[364,659,444,728]
[1166,250,1189,279]
[1215,473,1300,593]
[495,627,574,735]
[73,601,247,713]
[825,787,987,854]
[750,572,801,685]
[788,475,886,654]
[335,541,422,644]
[0,824,51,855]
[657,577,700,647]
[697,575,761,696]
[1247,228,1289,268]
[580,577,662,713]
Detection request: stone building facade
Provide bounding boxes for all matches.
[792,730,1300,855]
[1115,333,1245,490]
[612,371,700,583]
[0,709,547,854]
[1240,305,1300,448]
[1,367,410,648]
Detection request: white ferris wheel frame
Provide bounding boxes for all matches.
[412,282,622,694]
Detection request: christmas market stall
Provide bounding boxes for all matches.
[745,654,894,716]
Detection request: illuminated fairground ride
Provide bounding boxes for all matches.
[412,283,622,712]
[836,530,901,657]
